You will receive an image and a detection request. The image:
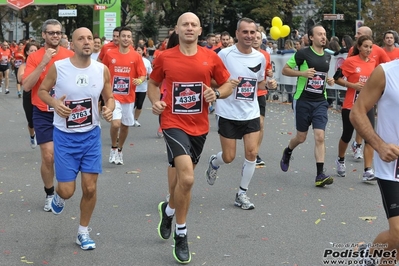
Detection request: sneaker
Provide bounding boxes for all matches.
[18,91,22,98]
[256,155,265,166]
[109,148,117,164]
[0,87,2,93]
[115,151,123,165]
[43,194,54,212]
[157,201,173,240]
[173,232,191,264]
[280,148,292,172]
[363,169,376,181]
[205,154,218,185]
[356,243,376,266]
[234,192,255,210]
[335,159,346,177]
[30,135,37,149]
[209,105,215,113]
[134,120,141,127]
[157,127,163,138]
[315,173,334,187]
[354,147,363,159]
[5,89,9,94]
[351,141,357,153]
[76,231,96,250]
[50,193,65,214]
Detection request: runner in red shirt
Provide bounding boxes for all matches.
[334,35,376,180]
[347,26,391,159]
[97,26,120,62]
[382,30,399,60]
[102,26,146,166]
[22,19,74,212]
[11,42,25,97]
[0,41,13,94]
[252,30,273,166]
[148,12,237,264]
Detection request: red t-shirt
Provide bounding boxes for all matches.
[383,47,399,61]
[98,42,118,61]
[102,48,147,104]
[341,55,376,109]
[13,49,25,68]
[0,48,12,66]
[258,49,272,96]
[347,45,390,66]
[23,47,74,111]
[150,45,230,136]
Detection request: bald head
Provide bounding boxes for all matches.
[72,27,92,42]
[356,26,372,39]
[176,12,202,45]
[177,12,200,27]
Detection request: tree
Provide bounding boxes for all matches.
[139,11,158,41]
[0,7,14,41]
[313,0,371,39]
[364,0,399,45]
[121,0,146,27]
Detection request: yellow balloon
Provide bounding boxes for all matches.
[272,17,283,28]
[270,26,281,40]
[280,25,291,38]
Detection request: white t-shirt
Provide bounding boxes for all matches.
[135,57,152,93]
[216,45,265,121]
[374,60,399,181]
[53,58,104,133]
[91,52,100,61]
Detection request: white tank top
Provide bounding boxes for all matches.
[375,60,399,181]
[53,58,104,133]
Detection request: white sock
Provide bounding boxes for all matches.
[175,223,187,235]
[240,159,256,190]
[165,204,175,217]
[212,151,225,168]
[78,225,88,234]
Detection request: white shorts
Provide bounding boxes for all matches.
[113,100,135,126]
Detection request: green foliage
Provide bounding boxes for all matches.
[121,0,145,26]
[364,0,399,45]
[139,11,158,41]
[313,0,370,39]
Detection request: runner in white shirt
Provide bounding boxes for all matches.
[350,60,399,266]
[205,17,276,210]
[38,27,114,251]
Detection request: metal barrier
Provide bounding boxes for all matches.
[269,53,348,108]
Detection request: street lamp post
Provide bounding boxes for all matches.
[332,0,336,36]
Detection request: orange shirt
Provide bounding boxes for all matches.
[102,48,147,104]
[13,49,25,68]
[0,48,12,66]
[98,42,118,61]
[150,45,230,136]
[23,47,74,111]
[341,55,376,109]
[383,47,399,61]
[348,45,390,66]
[258,49,272,96]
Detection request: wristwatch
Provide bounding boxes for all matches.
[214,89,220,99]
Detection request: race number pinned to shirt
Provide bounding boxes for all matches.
[236,77,257,101]
[47,87,56,112]
[305,71,327,94]
[14,59,23,68]
[0,55,8,65]
[172,82,203,114]
[65,98,93,128]
[112,76,130,94]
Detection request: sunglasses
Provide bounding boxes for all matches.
[45,31,63,36]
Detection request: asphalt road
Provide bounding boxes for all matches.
[0,77,390,266]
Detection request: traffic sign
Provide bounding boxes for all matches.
[323,14,344,20]
[7,0,33,10]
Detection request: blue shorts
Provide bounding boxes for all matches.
[32,106,54,145]
[54,127,102,182]
[293,100,328,132]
